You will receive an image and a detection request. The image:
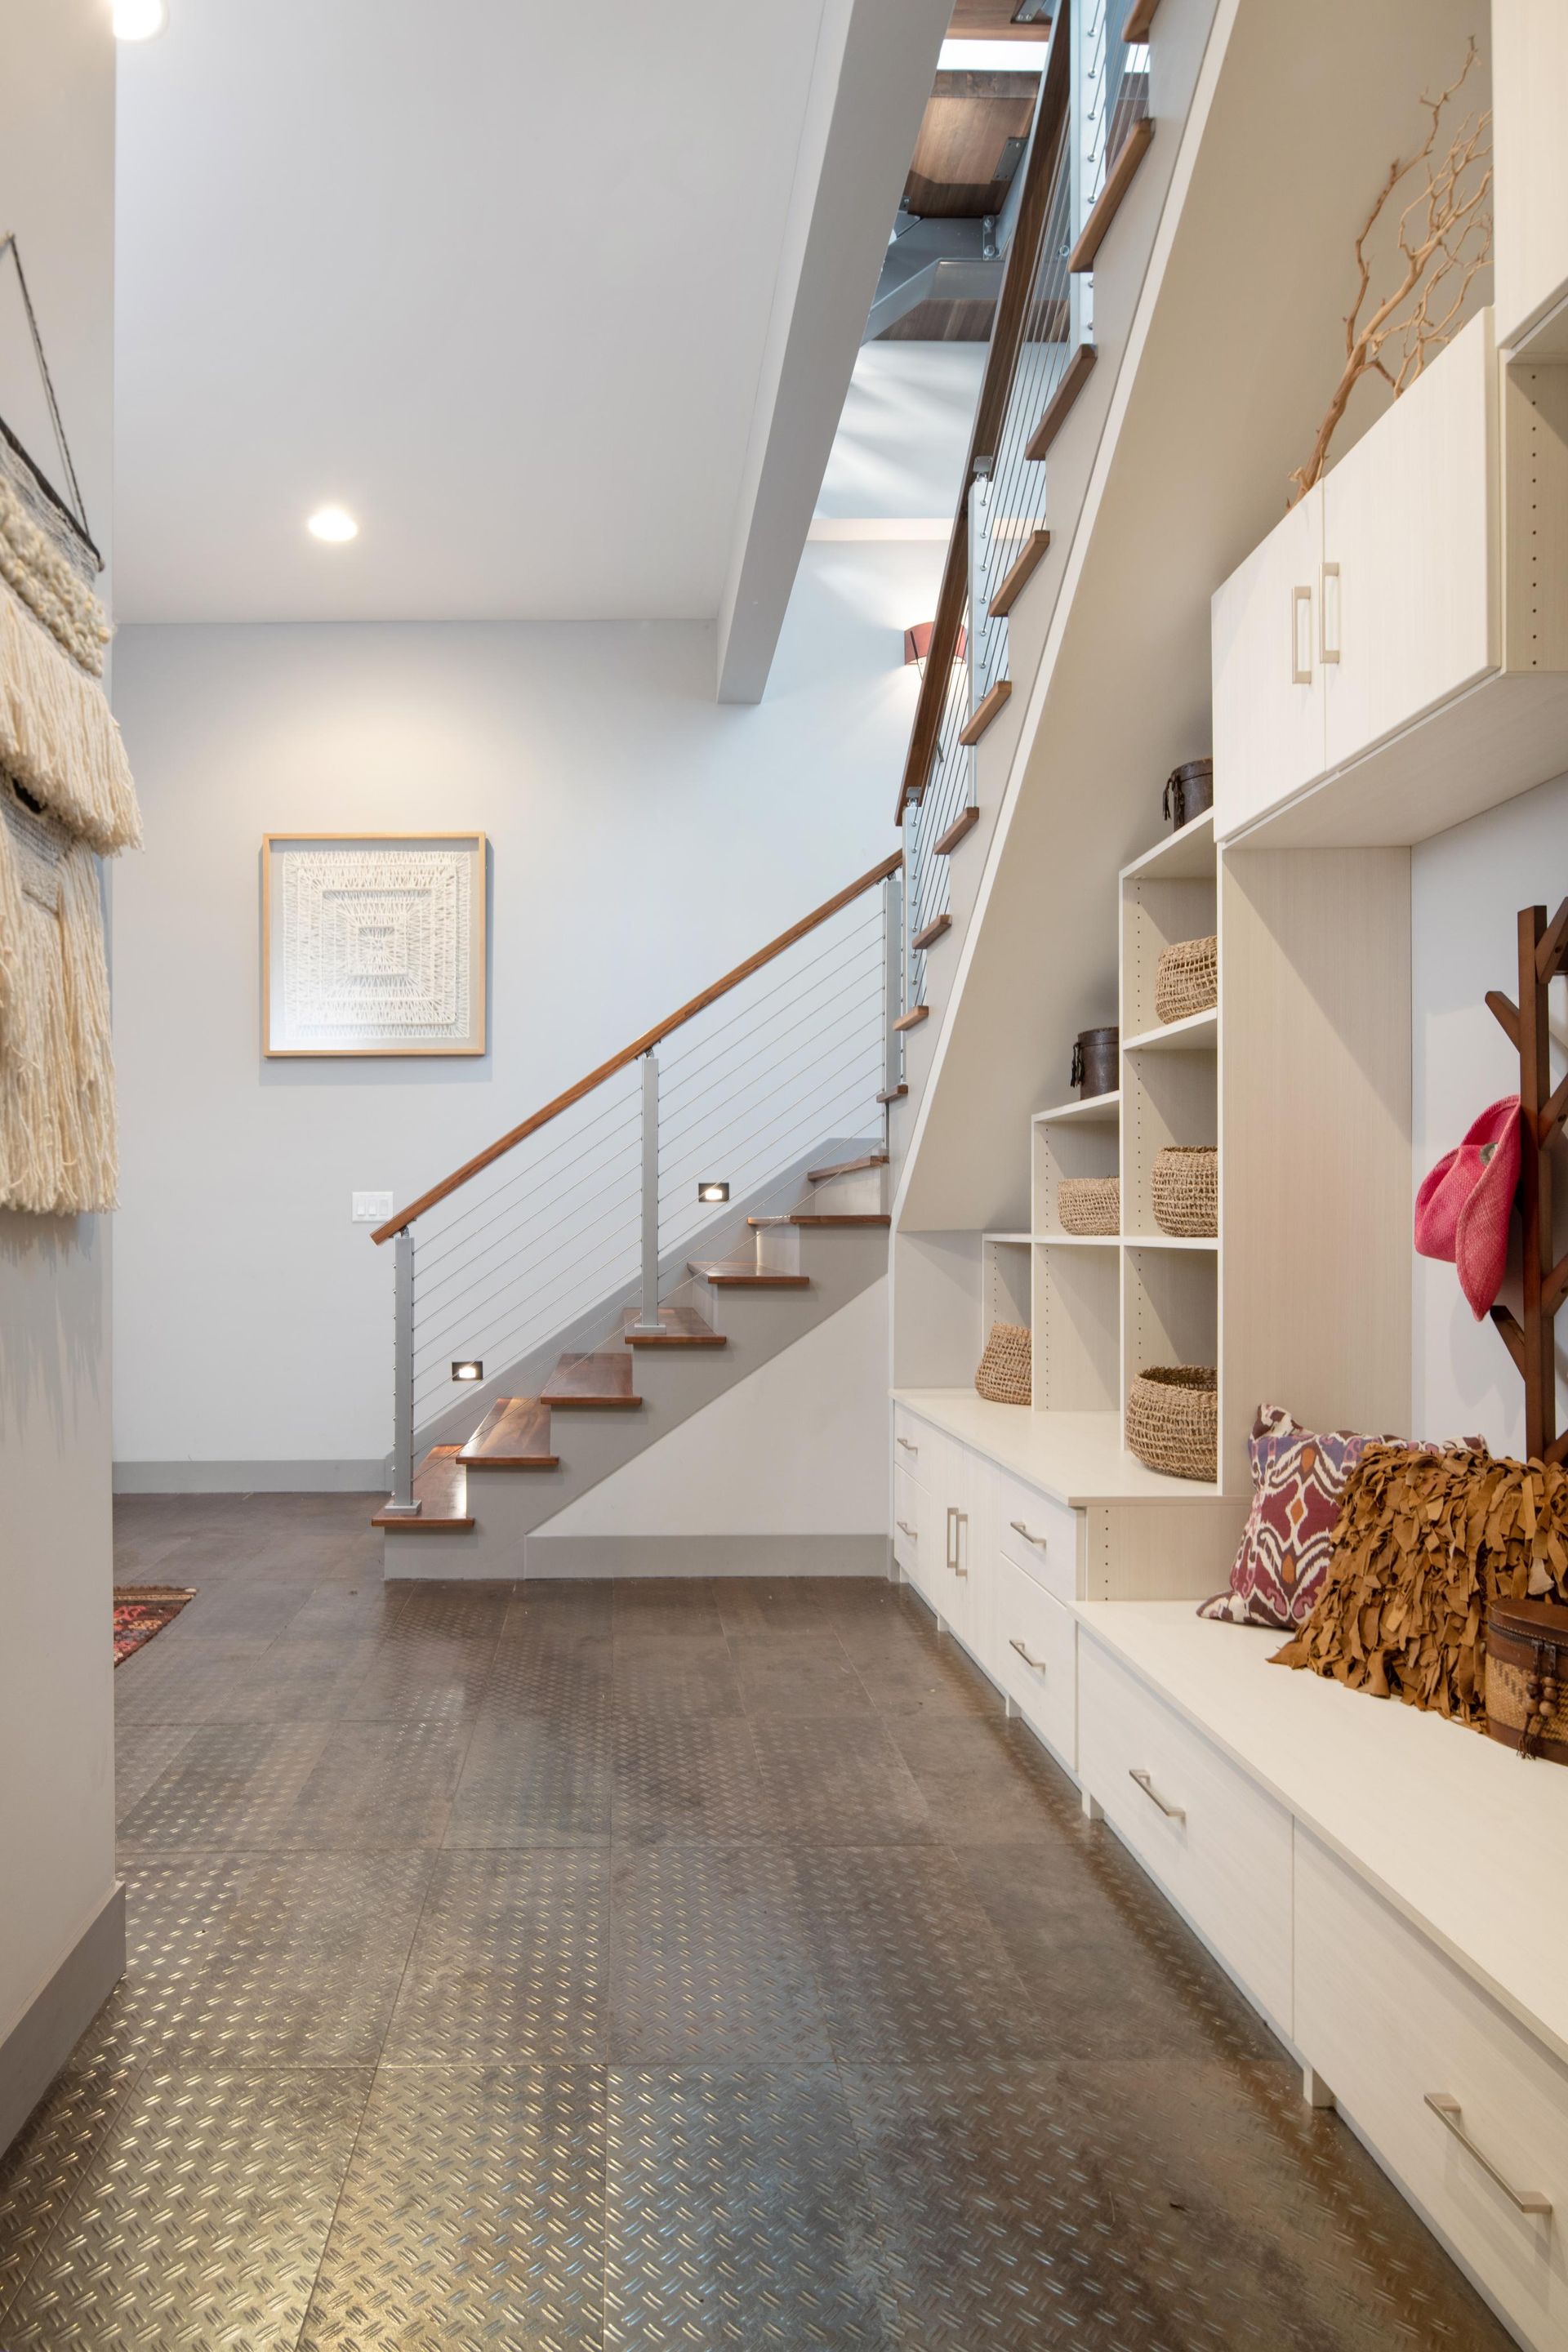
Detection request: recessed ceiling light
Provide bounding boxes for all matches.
[307,506,359,544]
[114,0,167,38]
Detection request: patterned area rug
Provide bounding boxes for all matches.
[114,1585,196,1665]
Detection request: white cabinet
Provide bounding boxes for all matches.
[1296,1833,1568,2352]
[1321,309,1496,767]
[1211,480,1325,835]
[993,1555,1076,1767]
[1494,0,1568,354]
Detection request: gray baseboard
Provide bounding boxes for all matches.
[114,1460,385,1494]
[522,1532,893,1579]
[1,1882,126,2157]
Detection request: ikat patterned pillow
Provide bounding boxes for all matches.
[1198,1405,1485,1632]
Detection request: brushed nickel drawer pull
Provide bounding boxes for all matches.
[897,1437,920,1454]
[1009,1520,1049,1549]
[1423,2095,1552,2215]
[1009,1637,1047,1672]
[896,1520,919,1540]
[1129,1768,1185,1824]
[952,1508,969,1577]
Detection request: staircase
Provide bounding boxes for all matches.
[370,861,901,1578]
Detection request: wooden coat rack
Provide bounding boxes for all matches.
[1486,899,1568,1463]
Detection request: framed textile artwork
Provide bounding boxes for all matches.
[261,832,486,1058]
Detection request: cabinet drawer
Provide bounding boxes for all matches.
[993,1554,1076,1769]
[893,1409,932,1487]
[991,1465,1080,1602]
[893,1470,923,1585]
[1077,1637,1293,2030]
[1295,1833,1568,2349]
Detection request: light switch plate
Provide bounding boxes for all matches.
[352,1191,394,1224]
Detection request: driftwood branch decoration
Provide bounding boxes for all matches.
[1288,40,1492,507]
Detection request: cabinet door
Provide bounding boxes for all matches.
[1322,310,1497,768]
[1494,0,1568,352]
[1211,485,1325,837]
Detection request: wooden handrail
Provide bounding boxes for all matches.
[893,0,1073,823]
[371,850,902,1242]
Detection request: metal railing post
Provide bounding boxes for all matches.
[382,1226,421,1515]
[884,867,904,1095]
[632,1049,662,1331]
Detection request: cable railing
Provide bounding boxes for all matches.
[373,853,902,1508]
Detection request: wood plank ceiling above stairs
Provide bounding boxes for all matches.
[372,1154,890,1552]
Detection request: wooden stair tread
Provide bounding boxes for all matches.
[1068,117,1154,274]
[893,1003,931,1032]
[373,1446,473,1530]
[911,913,951,953]
[459,1396,559,1469]
[876,1085,909,1103]
[749,1214,891,1229]
[933,804,981,856]
[542,1352,641,1408]
[622,1304,727,1348]
[808,1154,889,1183]
[987,529,1052,620]
[957,679,1012,748]
[688,1259,810,1288]
[1024,341,1097,463]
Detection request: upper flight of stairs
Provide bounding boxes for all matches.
[374,1151,891,1569]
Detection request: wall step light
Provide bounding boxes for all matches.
[452,1360,483,1383]
[697,1182,730,1205]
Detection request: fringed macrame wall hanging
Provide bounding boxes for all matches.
[0,231,140,1215]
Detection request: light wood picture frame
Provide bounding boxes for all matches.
[261,831,487,1058]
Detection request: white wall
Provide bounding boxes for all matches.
[0,0,120,2140]
[537,1278,890,1539]
[815,341,985,523]
[1412,769,1568,1453]
[111,541,936,1477]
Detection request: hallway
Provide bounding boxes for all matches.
[0,1497,1508,2349]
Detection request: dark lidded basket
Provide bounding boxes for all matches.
[1071,1026,1118,1099]
[1162,758,1214,831]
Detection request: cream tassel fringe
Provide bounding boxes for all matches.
[0,577,140,854]
[0,814,117,1213]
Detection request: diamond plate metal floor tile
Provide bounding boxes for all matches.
[447,1710,613,1846]
[504,1580,617,1639]
[166,1575,317,1639]
[211,1637,383,1722]
[282,1579,413,1639]
[612,1578,723,1638]
[609,1845,828,2063]
[393,1580,517,1639]
[0,2065,372,2350]
[283,1718,473,1848]
[604,2066,889,2350]
[299,2065,606,2351]
[114,1723,198,1822]
[115,1721,336,1851]
[731,1631,875,1719]
[709,1577,834,1636]
[341,1630,497,1724]
[888,1713,1078,1845]
[114,1636,282,1728]
[610,1633,743,1717]
[0,2052,142,2314]
[382,1849,609,2062]
[750,1718,935,1846]
[610,1716,768,1846]
[795,1846,1049,2064]
[483,1631,615,1721]
[73,1859,256,2073]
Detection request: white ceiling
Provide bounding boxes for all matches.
[112,2,841,624]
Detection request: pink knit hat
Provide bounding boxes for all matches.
[1414,1096,1522,1319]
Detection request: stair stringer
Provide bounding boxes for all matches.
[381,1221,889,1579]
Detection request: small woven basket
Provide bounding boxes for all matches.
[1058,1175,1120,1236]
[1125,1365,1217,1481]
[1151,1147,1217,1238]
[1154,934,1218,1026]
[976,1322,1031,1406]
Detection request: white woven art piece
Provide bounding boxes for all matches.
[263,834,485,1056]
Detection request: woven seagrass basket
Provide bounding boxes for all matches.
[1058,1175,1120,1236]
[1125,1365,1217,1481]
[976,1322,1031,1406]
[1151,1147,1217,1238]
[1154,933,1218,1026]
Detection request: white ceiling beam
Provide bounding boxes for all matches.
[715,0,952,706]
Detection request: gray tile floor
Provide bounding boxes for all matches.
[0,1494,1512,2350]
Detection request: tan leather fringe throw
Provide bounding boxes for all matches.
[1272,1447,1568,1726]
[0,567,140,1214]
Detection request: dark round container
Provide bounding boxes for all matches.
[1071,1026,1119,1098]
[1163,758,1214,830]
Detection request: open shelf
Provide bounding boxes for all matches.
[1123,1007,1217,1054]
[982,1232,1034,1245]
[1123,1233,1218,1250]
[1033,1240,1120,1412]
[1033,1090,1120,1125]
[1120,808,1214,884]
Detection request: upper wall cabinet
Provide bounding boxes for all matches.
[1494,0,1568,355]
[1211,310,1568,849]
